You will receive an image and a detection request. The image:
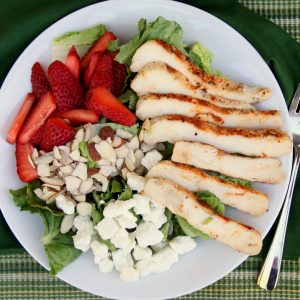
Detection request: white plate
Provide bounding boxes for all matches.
[0,0,292,299]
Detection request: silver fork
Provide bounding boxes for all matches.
[257,83,300,290]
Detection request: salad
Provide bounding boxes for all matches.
[7,17,291,282]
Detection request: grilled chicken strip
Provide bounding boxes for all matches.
[130,40,271,103]
[131,62,255,110]
[143,177,262,255]
[136,93,282,129]
[140,115,292,157]
[172,142,286,184]
[147,161,269,216]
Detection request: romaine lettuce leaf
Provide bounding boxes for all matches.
[79,141,97,168]
[206,171,253,188]
[116,17,188,66]
[176,216,210,240]
[118,89,138,110]
[197,190,225,215]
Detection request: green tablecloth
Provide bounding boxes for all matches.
[0,0,299,299]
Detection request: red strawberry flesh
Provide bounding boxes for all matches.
[65,46,81,80]
[60,109,99,126]
[31,62,52,99]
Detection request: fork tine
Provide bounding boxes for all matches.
[289,83,300,114]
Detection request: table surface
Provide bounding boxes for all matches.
[0,1,299,299]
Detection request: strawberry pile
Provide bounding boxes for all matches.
[7,31,137,183]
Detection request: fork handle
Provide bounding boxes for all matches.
[257,145,300,290]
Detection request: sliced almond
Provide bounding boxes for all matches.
[116,129,132,139]
[115,144,129,158]
[79,178,94,194]
[65,176,82,192]
[70,139,80,152]
[121,168,129,180]
[87,143,101,160]
[73,194,86,202]
[100,165,118,177]
[53,147,62,160]
[42,183,61,191]
[53,159,62,167]
[141,142,156,153]
[72,162,87,181]
[28,154,36,169]
[60,214,75,234]
[127,150,136,165]
[87,168,100,176]
[84,125,92,142]
[125,157,135,172]
[60,165,74,176]
[49,165,58,172]
[99,126,115,141]
[116,158,125,170]
[34,188,44,199]
[95,141,116,163]
[34,154,54,165]
[69,149,80,161]
[96,159,111,166]
[45,188,66,204]
[90,135,102,144]
[40,176,65,186]
[75,128,84,142]
[134,149,144,169]
[126,136,139,150]
[156,143,166,151]
[135,165,146,176]
[91,172,109,192]
[41,188,56,201]
[112,136,124,148]
[59,148,72,165]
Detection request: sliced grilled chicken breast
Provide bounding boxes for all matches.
[130,40,271,103]
[147,161,269,216]
[143,177,262,255]
[140,115,292,157]
[136,93,282,129]
[131,62,255,110]
[172,142,286,184]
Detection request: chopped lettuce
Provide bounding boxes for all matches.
[176,216,210,240]
[52,24,107,61]
[118,89,138,110]
[158,142,174,160]
[10,181,81,275]
[161,208,173,241]
[98,122,139,136]
[116,17,188,66]
[206,171,253,188]
[78,141,97,168]
[197,190,225,215]
[91,203,103,225]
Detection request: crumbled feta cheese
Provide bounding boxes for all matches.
[116,129,132,139]
[133,245,152,261]
[151,242,166,252]
[55,194,76,215]
[79,178,94,194]
[103,199,136,218]
[151,246,179,273]
[135,259,153,277]
[76,202,92,217]
[127,172,146,193]
[60,214,75,234]
[123,233,136,253]
[95,141,116,163]
[65,176,82,192]
[98,258,114,273]
[126,136,139,150]
[73,215,94,233]
[116,215,137,229]
[95,218,120,240]
[73,229,92,252]
[142,207,167,229]
[115,145,129,158]
[37,164,50,177]
[135,222,164,247]
[169,236,197,255]
[111,249,134,271]
[111,228,130,249]
[141,150,163,170]
[100,165,118,177]
[72,162,88,181]
[133,194,151,215]
[91,240,109,263]
[120,266,139,282]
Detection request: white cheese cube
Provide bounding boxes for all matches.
[120,266,139,282]
[76,202,92,217]
[111,249,134,272]
[55,194,75,215]
[98,258,114,273]
[95,218,120,240]
[135,222,163,247]
[169,236,197,255]
[127,172,146,193]
[142,207,167,229]
[103,199,136,218]
[141,149,163,170]
[91,240,109,263]
[133,194,151,215]
[111,228,129,249]
[133,245,152,261]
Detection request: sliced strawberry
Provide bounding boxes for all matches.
[18,92,56,144]
[65,46,81,80]
[6,93,36,144]
[40,117,76,152]
[86,87,137,126]
[30,125,44,146]
[83,51,101,87]
[112,60,127,96]
[48,60,85,112]
[81,32,117,69]
[16,142,38,182]
[89,54,114,91]
[31,62,51,99]
[60,109,99,126]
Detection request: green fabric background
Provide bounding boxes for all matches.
[1,0,299,258]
